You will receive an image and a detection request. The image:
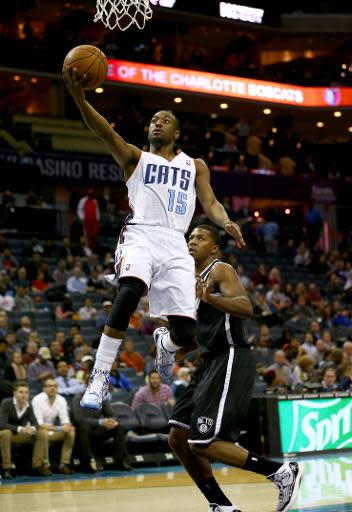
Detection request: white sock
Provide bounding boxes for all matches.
[94,333,122,371]
[160,330,179,353]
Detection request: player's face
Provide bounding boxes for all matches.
[188,228,218,263]
[148,111,180,145]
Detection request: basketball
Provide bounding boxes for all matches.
[63,45,108,90]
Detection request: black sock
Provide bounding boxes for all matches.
[243,452,282,477]
[198,477,232,506]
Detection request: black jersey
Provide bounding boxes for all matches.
[197,259,249,356]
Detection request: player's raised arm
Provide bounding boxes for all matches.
[195,159,245,248]
[62,67,141,177]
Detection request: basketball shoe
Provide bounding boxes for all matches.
[80,368,110,409]
[267,461,304,512]
[153,327,176,382]
[209,505,241,512]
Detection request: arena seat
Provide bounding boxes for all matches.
[135,403,169,434]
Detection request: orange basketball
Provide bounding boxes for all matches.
[63,45,108,90]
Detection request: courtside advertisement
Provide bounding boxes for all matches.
[107,59,352,108]
[278,398,352,454]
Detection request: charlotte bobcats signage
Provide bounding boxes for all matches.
[278,398,352,454]
[107,59,352,107]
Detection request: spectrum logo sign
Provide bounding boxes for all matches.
[219,2,264,24]
[149,0,176,7]
[278,398,352,454]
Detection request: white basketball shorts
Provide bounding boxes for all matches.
[114,224,196,319]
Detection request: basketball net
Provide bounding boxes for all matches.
[94,0,153,30]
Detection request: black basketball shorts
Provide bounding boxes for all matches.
[169,347,255,445]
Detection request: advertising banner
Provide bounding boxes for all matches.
[107,59,352,108]
[278,398,352,454]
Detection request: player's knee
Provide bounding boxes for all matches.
[168,427,189,453]
[106,277,146,331]
[169,316,196,348]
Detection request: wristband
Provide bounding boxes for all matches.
[57,426,62,432]
[98,418,103,426]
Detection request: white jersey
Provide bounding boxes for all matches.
[126,151,197,234]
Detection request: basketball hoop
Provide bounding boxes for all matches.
[94,0,153,31]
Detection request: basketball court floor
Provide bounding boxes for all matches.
[1,452,351,512]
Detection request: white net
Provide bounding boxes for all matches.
[94,0,153,31]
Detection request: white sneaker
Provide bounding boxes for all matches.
[268,461,304,512]
[209,505,241,512]
[80,368,110,409]
[153,327,176,382]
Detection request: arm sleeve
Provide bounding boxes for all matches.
[131,389,144,410]
[31,397,45,425]
[0,400,17,433]
[58,397,70,424]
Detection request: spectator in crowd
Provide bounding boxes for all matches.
[14,286,34,311]
[302,333,319,364]
[14,267,31,289]
[268,267,282,287]
[22,340,39,366]
[52,260,70,286]
[110,358,133,391]
[321,367,339,392]
[294,242,310,267]
[0,311,9,338]
[55,297,75,320]
[305,204,322,249]
[49,340,65,368]
[268,350,292,388]
[0,381,51,478]
[119,338,145,375]
[77,189,100,249]
[1,248,17,273]
[63,324,81,361]
[66,267,87,295]
[0,338,9,377]
[75,355,94,384]
[15,315,33,346]
[0,285,15,312]
[291,355,315,390]
[3,351,27,382]
[144,341,157,374]
[55,360,85,402]
[71,393,132,472]
[315,339,329,365]
[78,297,97,320]
[310,320,322,341]
[31,270,49,295]
[131,370,175,410]
[4,332,21,356]
[170,367,191,399]
[32,377,75,474]
[27,347,56,383]
[96,300,112,330]
[252,263,268,286]
[58,236,73,259]
[262,216,279,254]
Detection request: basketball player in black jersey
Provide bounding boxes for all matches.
[168,225,303,512]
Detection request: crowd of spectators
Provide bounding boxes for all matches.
[1,6,351,87]
[0,193,351,477]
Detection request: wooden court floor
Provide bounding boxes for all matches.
[1,454,352,512]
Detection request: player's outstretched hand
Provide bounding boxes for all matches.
[62,66,86,103]
[223,220,245,249]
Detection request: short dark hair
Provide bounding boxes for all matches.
[193,224,221,246]
[148,369,160,378]
[13,380,29,391]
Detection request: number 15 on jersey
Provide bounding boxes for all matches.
[168,189,187,215]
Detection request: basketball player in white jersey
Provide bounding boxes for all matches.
[63,66,245,410]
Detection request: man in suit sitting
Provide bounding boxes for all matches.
[71,393,132,473]
[0,380,51,478]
